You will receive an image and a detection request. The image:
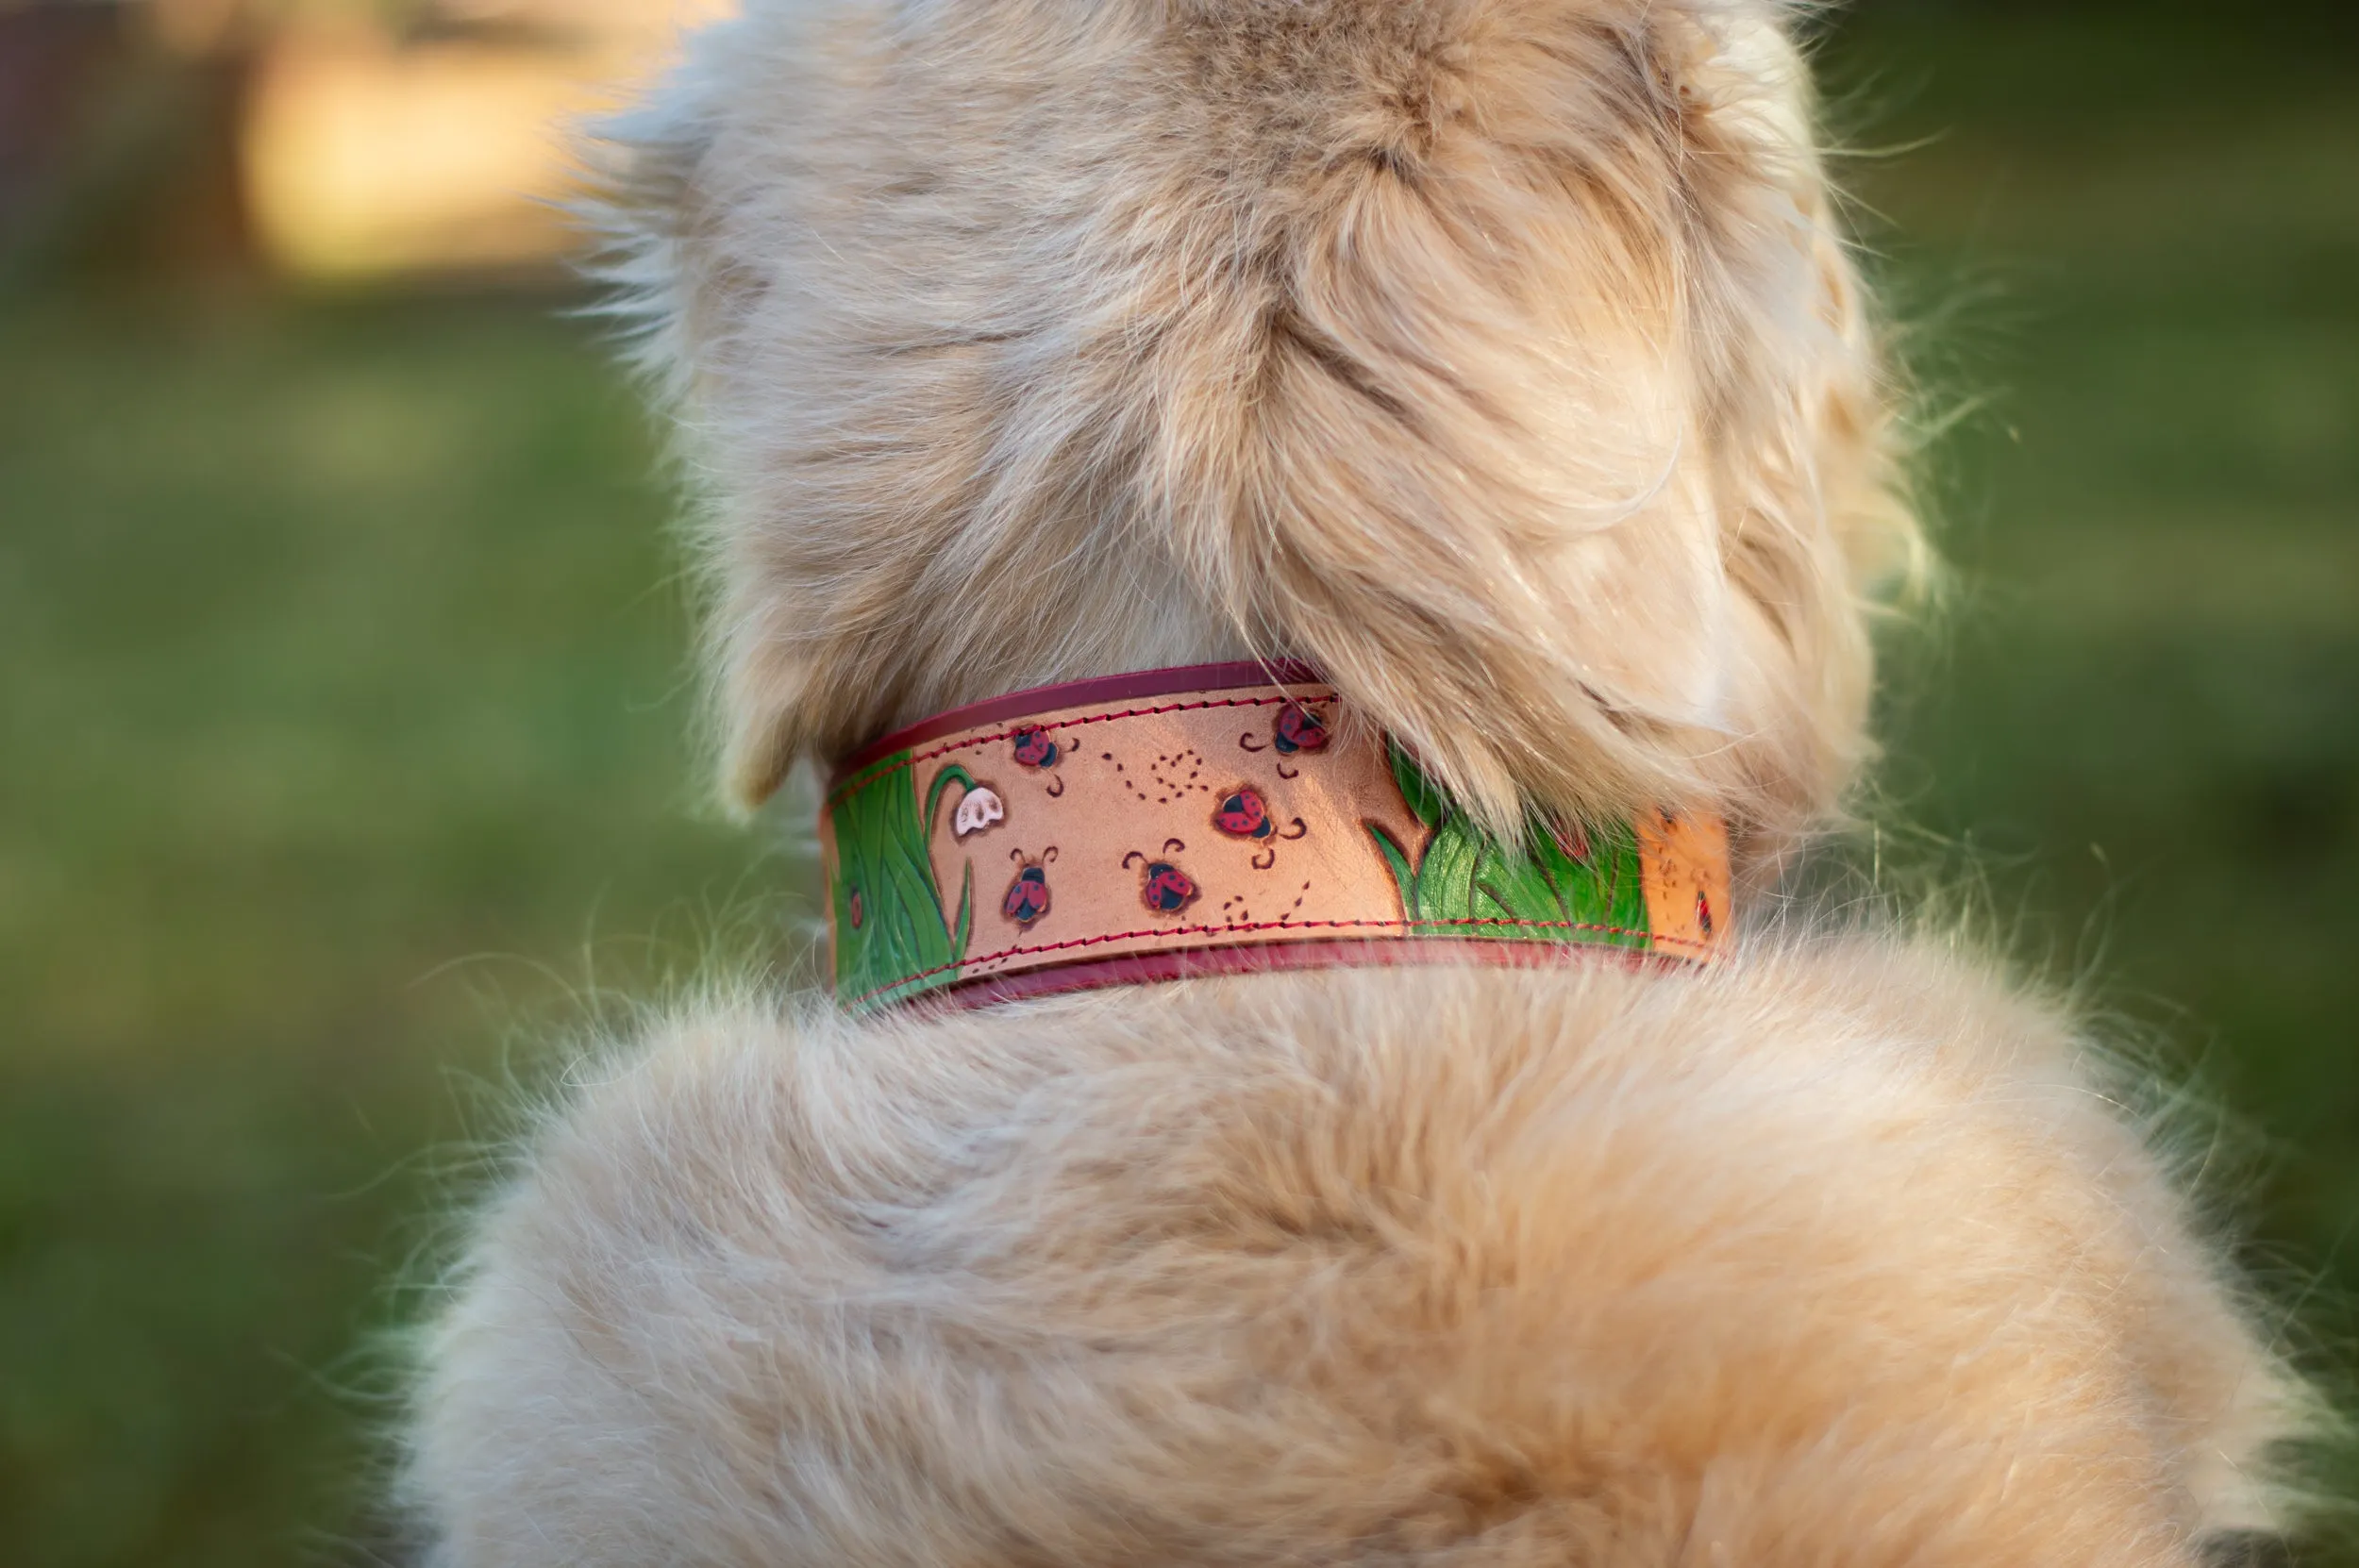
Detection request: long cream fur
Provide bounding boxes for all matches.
[405,1,2314,1561]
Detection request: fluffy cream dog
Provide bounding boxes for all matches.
[406,1,2312,1561]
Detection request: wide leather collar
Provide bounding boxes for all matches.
[822,663,1729,1012]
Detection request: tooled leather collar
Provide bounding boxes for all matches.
[820,662,1729,1013]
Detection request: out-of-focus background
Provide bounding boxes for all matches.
[0,0,2352,1561]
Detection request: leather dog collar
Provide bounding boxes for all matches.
[821,662,1730,1012]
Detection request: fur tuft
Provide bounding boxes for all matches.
[589,0,1918,847]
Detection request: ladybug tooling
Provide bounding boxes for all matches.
[1125,841,1199,916]
[1241,701,1330,777]
[1212,786,1310,869]
[1213,787,1275,840]
[1272,702,1329,755]
[1010,725,1066,795]
[1001,845,1056,926]
[1011,726,1061,768]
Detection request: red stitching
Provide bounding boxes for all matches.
[849,917,1710,1007]
[827,693,1329,804]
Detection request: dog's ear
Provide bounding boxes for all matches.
[595,0,1919,842]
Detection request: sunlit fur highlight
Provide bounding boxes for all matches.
[404,1,2316,1562]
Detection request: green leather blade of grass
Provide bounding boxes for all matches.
[829,759,975,1003]
[1367,742,1651,947]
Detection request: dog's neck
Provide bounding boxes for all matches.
[821,664,1729,1012]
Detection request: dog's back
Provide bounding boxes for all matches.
[414,957,2297,1565]
[406,2,2313,1561]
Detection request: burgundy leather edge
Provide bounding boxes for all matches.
[829,659,1330,786]
[900,937,1688,1013]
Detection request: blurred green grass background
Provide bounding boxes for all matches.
[1,6,2354,1564]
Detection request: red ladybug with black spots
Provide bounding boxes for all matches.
[1213,787,1273,840]
[1213,787,1309,866]
[1010,724,1066,794]
[1010,725,1060,769]
[1124,841,1199,915]
[1241,701,1330,776]
[1140,862,1197,914]
[1272,702,1328,755]
[1001,846,1056,926]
